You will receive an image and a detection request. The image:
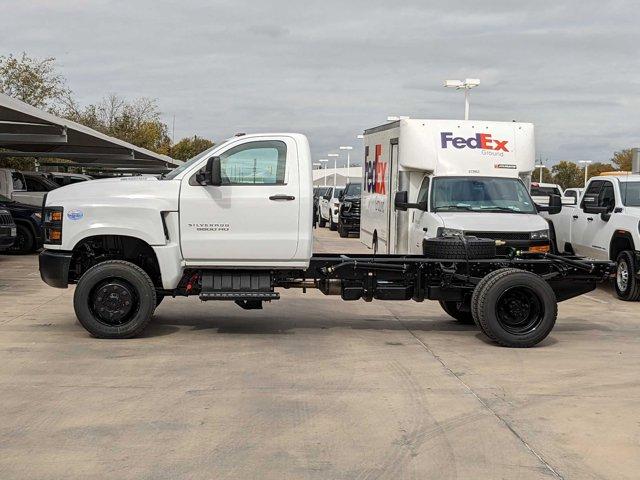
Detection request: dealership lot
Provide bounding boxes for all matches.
[0,228,638,479]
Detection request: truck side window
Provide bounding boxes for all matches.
[219,140,287,185]
[597,182,615,211]
[580,180,603,210]
[417,176,430,207]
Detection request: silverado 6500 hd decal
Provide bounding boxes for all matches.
[188,223,230,232]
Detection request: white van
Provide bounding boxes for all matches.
[360,119,556,255]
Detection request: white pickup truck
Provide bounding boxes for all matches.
[0,168,53,207]
[38,133,613,347]
[549,174,640,300]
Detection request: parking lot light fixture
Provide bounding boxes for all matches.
[444,78,480,120]
[319,159,328,186]
[579,160,592,187]
[328,153,339,187]
[339,146,353,180]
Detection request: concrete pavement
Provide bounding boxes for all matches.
[0,228,638,479]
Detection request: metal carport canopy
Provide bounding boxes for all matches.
[0,92,180,167]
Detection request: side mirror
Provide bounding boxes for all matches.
[394,191,409,211]
[394,190,427,211]
[537,193,562,215]
[600,212,611,222]
[197,157,222,186]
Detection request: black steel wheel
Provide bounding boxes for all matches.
[614,251,640,301]
[74,260,156,338]
[439,300,474,324]
[474,269,557,347]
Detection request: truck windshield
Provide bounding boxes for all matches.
[432,177,536,214]
[344,183,362,196]
[162,144,220,180]
[620,182,640,207]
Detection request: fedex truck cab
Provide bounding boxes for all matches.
[360,119,554,255]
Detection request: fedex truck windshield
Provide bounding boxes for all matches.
[432,177,536,214]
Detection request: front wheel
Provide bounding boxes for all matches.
[338,222,348,238]
[9,224,35,254]
[439,300,474,324]
[73,260,156,338]
[318,213,327,228]
[329,216,337,231]
[615,251,640,301]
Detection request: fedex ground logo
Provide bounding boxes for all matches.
[440,132,509,152]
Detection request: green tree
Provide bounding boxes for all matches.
[532,166,554,183]
[0,52,70,111]
[587,162,615,180]
[552,161,583,189]
[611,149,633,171]
[64,94,172,154]
[171,135,215,161]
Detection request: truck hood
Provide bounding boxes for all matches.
[45,177,180,211]
[436,212,548,232]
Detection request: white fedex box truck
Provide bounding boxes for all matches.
[360,119,557,255]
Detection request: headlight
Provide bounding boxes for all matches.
[437,227,464,237]
[43,206,64,245]
[530,229,549,240]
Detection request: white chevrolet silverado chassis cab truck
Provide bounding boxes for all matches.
[39,133,613,348]
[549,175,640,300]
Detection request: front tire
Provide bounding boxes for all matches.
[318,213,327,228]
[614,251,640,301]
[73,260,156,338]
[439,300,474,324]
[329,216,338,231]
[338,222,348,238]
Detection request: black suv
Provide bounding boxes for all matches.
[337,182,361,238]
[0,208,17,251]
[0,194,43,254]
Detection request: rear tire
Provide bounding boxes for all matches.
[73,260,156,339]
[471,268,522,338]
[439,300,474,324]
[9,224,35,254]
[329,216,337,231]
[474,269,557,347]
[338,223,348,238]
[318,213,326,228]
[614,251,640,301]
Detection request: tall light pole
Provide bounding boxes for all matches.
[328,153,339,187]
[339,146,353,180]
[319,159,328,186]
[579,160,592,187]
[443,78,480,120]
[535,164,545,183]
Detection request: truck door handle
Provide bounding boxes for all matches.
[269,195,295,201]
[587,217,594,221]
[572,215,579,219]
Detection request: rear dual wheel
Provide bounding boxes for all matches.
[470,269,557,347]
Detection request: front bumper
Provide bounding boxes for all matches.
[39,249,72,288]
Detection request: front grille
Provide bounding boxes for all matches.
[465,231,530,241]
[0,211,14,227]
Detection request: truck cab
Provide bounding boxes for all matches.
[360,119,559,255]
[0,168,56,207]
[550,175,640,300]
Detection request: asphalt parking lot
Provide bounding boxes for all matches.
[1,228,639,480]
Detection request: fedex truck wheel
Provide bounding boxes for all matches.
[73,260,156,339]
[614,251,640,301]
[439,300,474,324]
[474,269,557,348]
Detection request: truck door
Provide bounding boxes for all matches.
[408,175,431,254]
[572,180,604,257]
[388,139,407,253]
[580,180,615,259]
[179,137,300,262]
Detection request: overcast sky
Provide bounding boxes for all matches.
[3,0,639,166]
